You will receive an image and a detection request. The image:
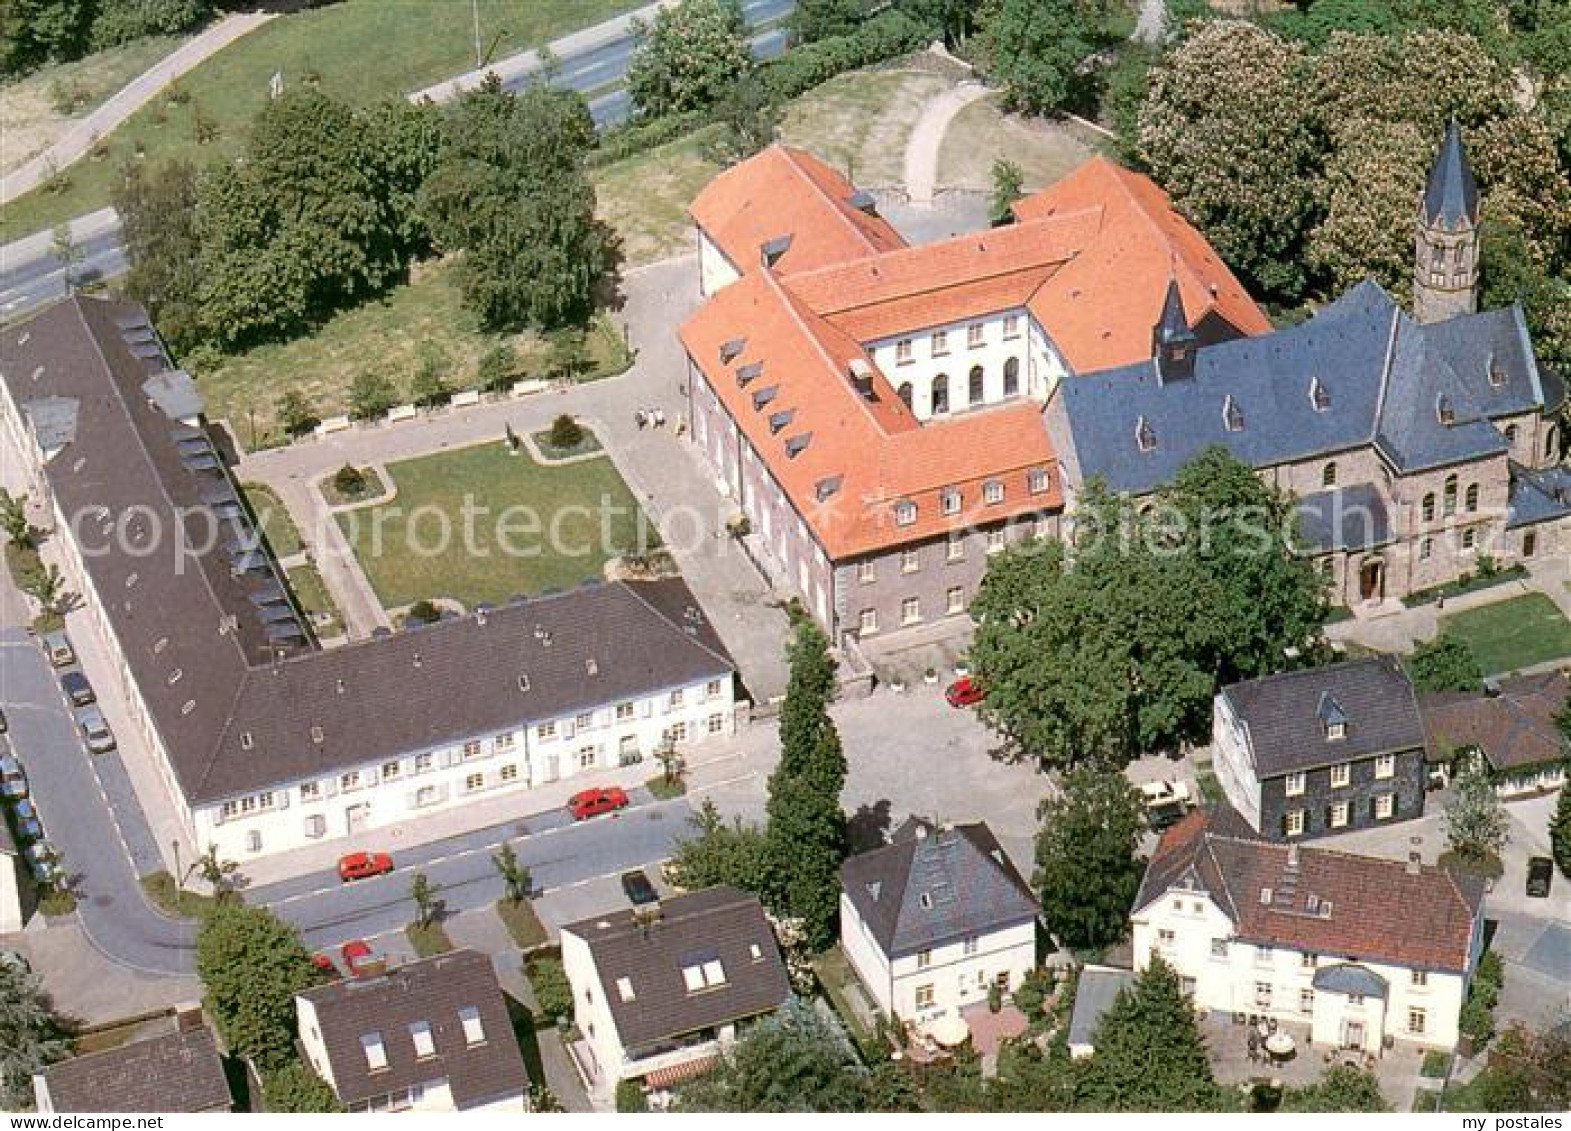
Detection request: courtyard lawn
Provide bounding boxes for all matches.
[593,126,725,267]
[240,481,302,558]
[198,257,630,448]
[779,68,953,187]
[337,441,649,610]
[935,93,1103,195]
[0,0,644,239]
[1440,592,1571,674]
[285,561,343,640]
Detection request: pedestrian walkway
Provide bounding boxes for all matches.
[0,12,276,204]
[902,81,990,206]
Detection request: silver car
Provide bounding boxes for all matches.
[75,705,115,753]
[40,629,74,667]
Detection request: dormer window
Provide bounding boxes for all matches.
[894,500,916,526]
[458,1005,486,1046]
[1222,395,1243,432]
[1029,467,1049,494]
[941,488,961,515]
[1135,416,1156,453]
[361,1031,388,1071]
[719,337,745,364]
[983,480,1004,504]
[1310,376,1330,412]
[1436,394,1455,426]
[1487,354,1505,387]
[1318,692,1348,741]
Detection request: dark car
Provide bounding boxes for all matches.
[1526,856,1553,898]
[621,869,658,907]
[1146,800,1190,832]
[60,670,95,707]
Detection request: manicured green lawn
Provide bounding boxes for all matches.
[1,0,644,240]
[338,441,648,610]
[1440,593,1571,674]
[284,561,342,640]
[240,482,302,558]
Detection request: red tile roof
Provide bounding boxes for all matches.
[680,270,1060,560]
[1420,672,1570,772]
[689,145,907,279]
[1138,809,1484,973]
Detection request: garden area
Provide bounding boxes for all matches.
[935,94,1103,195]
[282,562,342,641]
[337,440,650,610]
[240,482,302,558]
[1439,593,1571,675]
[0,0,644,240]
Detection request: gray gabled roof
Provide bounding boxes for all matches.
[1422,119,1479,229]
[1219,656,1425,777]
[839,819,1038,958]
[1507,462,1571,529]
[560,886,790,1054]
[39,1026,231,1113]
[1312,963,1389,999]
[1052,281,1549,494]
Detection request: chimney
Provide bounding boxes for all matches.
[173,1001,205,1032]
[1483,679,1501,698]
[476,607,487,627]
[1406,852,1422,875]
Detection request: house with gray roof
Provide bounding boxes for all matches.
[0,295,740,866]
[839,819,1039,1027]
[1043,122,1567,610]
[296,949,528,1113]
[1211,656,1428,841]
[559,886,790,1096]
[34,1014,232,1113]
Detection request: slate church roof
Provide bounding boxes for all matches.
[840,819,1038,959]
[1051,280,1550,495]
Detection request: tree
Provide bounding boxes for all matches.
[793,0,871,41]
[51,223,84,291]
[0,492,39,550]
[977,0,1096,114]
[715,72,781,161]
[476,342,518,392]
[409,872,439,929]
[192,845,240,899]
[493,840,532,903]
[627,0,752,118]
[262,1061,343,1113]
[667,798,771,893]
[548,413,584,450]
[1547,783,1571,879]
[332,464,368,496]
[275,389,319,439]
[1407,631,1483,692]
[196,903,320,1071]
[763,620,848,948]
[409,341,452,408]
[3,0,92,72]
[348,371,396,422]
[1469,1021,1571,1113]
[990,158,1025,226]
[1033,767,1146,950]
[675,998,866,1111]
[22,562,65,616]
[1280,1064,1389,1111]
[1444,760,1508,864]
[0,960,70,1110]
[547,327,592,382]
[1074,956,1228,1110]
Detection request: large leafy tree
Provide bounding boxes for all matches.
[763,620,848,949]
[792,0,871,40]
[420,78,604,332]
[1033,766,1146,950]
[976,0,1096,114]
[1407,631,1483,692]
[0,961,70,1110]
[113,160,203,353]
[667,798,772,893]
[1443,760,1508,865]
[627,0,752,118]
[196,903,321,1071]
[675,998,866,1111]
[1280,1065,1389,1111]
[1074,956,1228,1111]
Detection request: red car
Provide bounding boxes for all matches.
[945,676,984,708]
[339,939,383,978]
[569,786,630,821]
[337,851,394,883]
[311,952,340,978]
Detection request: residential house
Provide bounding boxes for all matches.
[682,145,1270,641]
[1132,808,1486,1054]
[1212,656,1428,841]
[1421,671,1570,797]
[1066,965,1136,1060]
[0,294,739,864]
[33,1010,231,1113]
[559,885,790,1095]
[1045,123,1568,609]
[0,814,25,933]
[839,819,1039,1027]
[296,949,529,1113]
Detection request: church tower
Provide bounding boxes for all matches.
[1413,118,1481,324]
[1152,277,1197,384]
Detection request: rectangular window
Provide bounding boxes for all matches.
[459,1006,486,1046]
[707,713,725,734]
[896,339,913,365]
[409,1020,435,1059]
[668,688,685,710]
[706,679,724,699]
[1254,982,1273,1008]
[381,761,401,781]
[536,722,556,741]
[1180,976,1196,996]
[986,529,1006,554]
[494,731,515,751]
[1210,938,1229,959]
[967,323,984,348]
[859,608,878,634]
[361,1032,388,1072]
[1374,753,1396,779]
[500,763,518,783]
[983,480,1004,505]
[1408,1007,1426,1035]
[1301,952,1318,969]
[668,721,688,743]
[1411,969,1428,988]
[947,535,965,562]
[1330,763,1351,788]
[464,772,484,792]
[340,771,361,792]
[947,587,965,614]
[901,596,921,625]
[858,560,876,583]
[1256,945,1274,968]
[1003,314,1021,339]
[616,702,635,721]
[931,329,949,355]
[1299,988,1315,1013]
[941,489,961,515]
[1375,793,1395,819]
[1284,771,1305,797]
[1330,801,1350,828]
[915,984,935,1009]
[1158,929,1176,948]
[963,937,979,956]
[1028,467,1048,494]
[578,747,597,769]
[414,752,434,773]
[463,739,483,760]
[917,950,932,970]
[577,711,595,729]
[895,500,916,526]
[901,548,920,573]
[300,782,320,802]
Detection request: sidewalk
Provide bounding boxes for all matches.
[0,12,276,204]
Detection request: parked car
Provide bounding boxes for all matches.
[1526,856,1554,898]
[312,952,340,978]
[621,869,658,907]
[0,756,28,799]
[339,939,385,978]
[945,676,984,708]
[74,705,115,753]
[25,843,60,885]
[60,669,95,707]
[337,851,394,883]
[569,786,630,821]
[11,799,43,842]
[1139,780,1193,809]
[40,630,74,667]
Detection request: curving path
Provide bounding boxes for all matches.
[0,12,277,205]
[901,80,990,207]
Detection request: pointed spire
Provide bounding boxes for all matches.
[1422,117,1479,230]
[1154,276,1196,348]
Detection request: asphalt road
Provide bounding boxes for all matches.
[0,0,795,319]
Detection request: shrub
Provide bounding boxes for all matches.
[615,1078,649,1113]
[758,11,926,103]
[348,370,396,421]
[526,956,574,1024]
[548,414,585,451]
[1421,1049,1450,1078]
[332,464,368,497]
[276,390,319,438]
[404,599,441,626]
[476,342,518,392]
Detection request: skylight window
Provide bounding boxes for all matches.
[361,1031,388,1071]
[458,1005,485,1047]
[1135,416,1157,453]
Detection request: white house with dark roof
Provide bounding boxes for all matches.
[1212,656,1428,841]
[839,819,1039,1026]
[1132,807,1486,1054]
[296,949,528,1113]
[559,885,790,1096]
